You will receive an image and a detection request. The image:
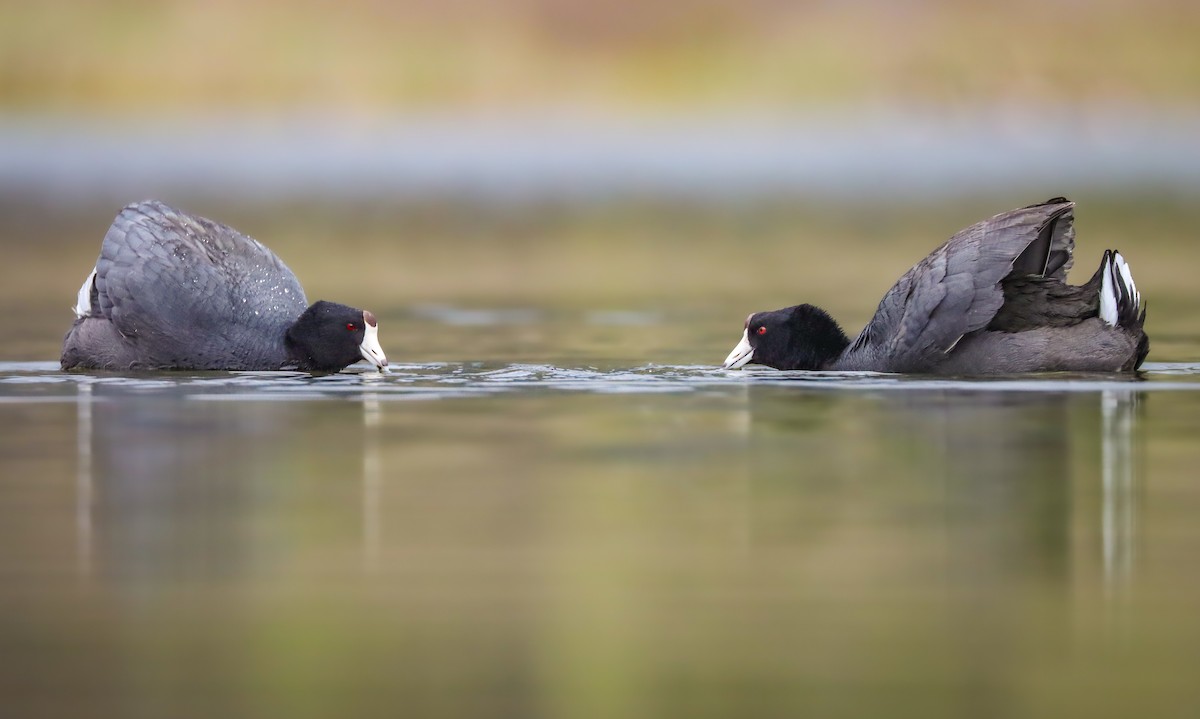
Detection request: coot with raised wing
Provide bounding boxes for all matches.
[722,198,1148,374]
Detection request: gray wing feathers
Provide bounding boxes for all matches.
[92,201,309,368]
[1010,198,1076,279]
[847,199,1075,372]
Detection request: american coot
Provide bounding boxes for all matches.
[61,200,389,372]
[722,198,1149,374]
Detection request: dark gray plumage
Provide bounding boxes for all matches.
[61,200,389,372]
[723,198,1149,375]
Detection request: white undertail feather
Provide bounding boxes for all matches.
[72,269,97,319]
[1099,258,1117,326]
[1099,252,1140,327]
[1116,253,1140,309]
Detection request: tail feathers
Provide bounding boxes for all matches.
[1098,250,1143,328]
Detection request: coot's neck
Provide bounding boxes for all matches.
[787,305,851,370]
[282,324,314,370]
[283,319,340,372]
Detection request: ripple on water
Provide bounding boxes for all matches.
[1,361,1199,402]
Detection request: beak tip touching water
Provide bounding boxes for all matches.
[722,329,754,370]
[358,311,389,372]
[359,346,389,372]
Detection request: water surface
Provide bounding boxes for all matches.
[3,358,1200,718]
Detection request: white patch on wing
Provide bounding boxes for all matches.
[722,329,754,369]
[73,269,97,318]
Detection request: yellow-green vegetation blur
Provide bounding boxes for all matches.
[2,0,1198,115]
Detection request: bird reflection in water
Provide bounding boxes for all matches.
[1101,388,1138,596]
[735,381,1144,593]
[72,377,383,582]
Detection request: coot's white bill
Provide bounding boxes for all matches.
[722,329,754,369]
[359,311,388,371]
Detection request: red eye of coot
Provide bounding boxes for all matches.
[346,323,357,331]
[756,326,767,336]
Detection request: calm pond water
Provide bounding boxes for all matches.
[3,196,1200,717]
[3,355,1200,718]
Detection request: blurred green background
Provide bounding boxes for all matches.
[3,0,1198,113]
[2,2,1200,719]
